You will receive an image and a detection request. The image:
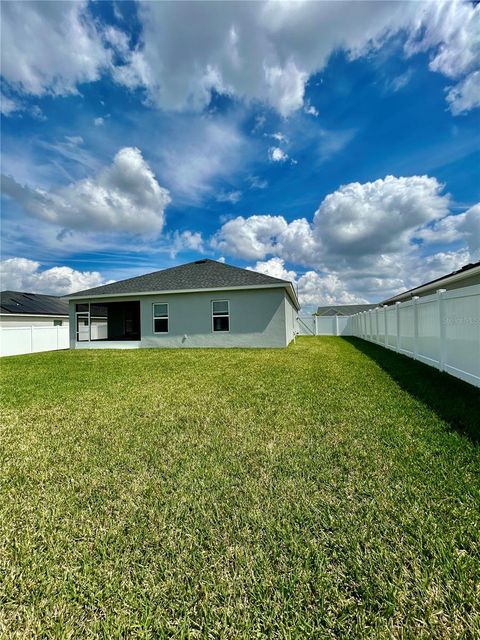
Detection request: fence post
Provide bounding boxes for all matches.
[438,289,447,371]
[30,326,34,354]
[383,306,388,347]
[412,296,419,360]
[335,315,339,336]
[395,302,401,352]
[314,315,318,336]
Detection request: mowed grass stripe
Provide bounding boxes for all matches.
[0,337,479,638]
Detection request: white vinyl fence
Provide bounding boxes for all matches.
[351,284,480,388]
[0,326,70,357]
[297,315,353,336]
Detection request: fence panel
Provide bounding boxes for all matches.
[316,317,335,335]
[351,284,480,388]
[0,326,70,357]
[444,287,480,386]
[337,317,351,336]
[297,316,316,335]
[399,301,414,356]
[297,316,352,336]
[386,306,397,348]
[416,296,440,366]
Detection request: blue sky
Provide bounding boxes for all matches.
[1,0,479,310]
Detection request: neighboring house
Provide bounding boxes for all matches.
[0,291,69,327]
[382,261,480,305]
[316,304,377,317]
[65,259,300,349]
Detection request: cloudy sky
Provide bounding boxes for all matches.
[1,0,479,310]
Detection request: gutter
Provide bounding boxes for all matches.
[0,313,69,318]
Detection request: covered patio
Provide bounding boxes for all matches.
[75,301,140,343]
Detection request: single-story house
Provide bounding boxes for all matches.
[382,260,480,305]
[0,290,69,327]
[65,259,300,349]
[316,304,377,317]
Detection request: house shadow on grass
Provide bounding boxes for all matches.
[343,337,480,444]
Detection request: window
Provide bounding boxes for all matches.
[212,300,229,332]
[54,320,63,327]
[153,303,169,333]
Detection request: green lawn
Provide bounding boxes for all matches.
[1,337,479,638]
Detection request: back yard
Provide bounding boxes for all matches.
[1,337,479,638]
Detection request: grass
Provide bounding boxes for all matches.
[1,337,479,639]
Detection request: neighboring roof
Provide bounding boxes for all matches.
[0,291,69,316]
[66,259,300,308]
[316,304,377,316]
[382,260,480,305]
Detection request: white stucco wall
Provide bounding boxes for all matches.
[69,287,296,349]
[0,315,68,327]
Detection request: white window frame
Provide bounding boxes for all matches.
[212,299,230,333]
[153,302,169,334]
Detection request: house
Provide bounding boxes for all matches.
[316,304,377,317]
[65,259,300,349]
[381,260,480,305]
[0,291,70,357]
[0,290,69,327]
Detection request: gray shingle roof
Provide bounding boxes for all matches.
[0,291,69,316]
[68,259,293,299]
[316,304,377,316]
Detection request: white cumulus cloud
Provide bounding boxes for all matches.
[249,257,297,283]
[212,174,474,302]
[1,0,478,116]
[114,0,479,116]
[405,0,480,114]
[1,1,110,97]
[249,258,367,309]
[446,71,480,116]
[1,147,171,235]
[0,257,110,296]
[268,147,288,162]
[312,175,449,260]
[212,214,288,260]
